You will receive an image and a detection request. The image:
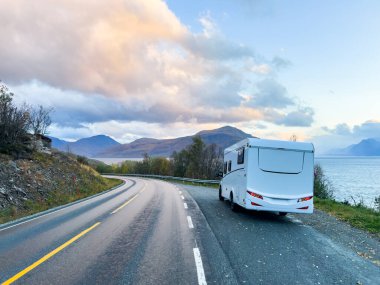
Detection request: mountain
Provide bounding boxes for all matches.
[50,137,68,149]
[97,126,255,158]
[50,135,121,157]
[329,138,380,156]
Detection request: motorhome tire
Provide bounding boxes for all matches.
[219,188,224,201]
[230,193,238,212]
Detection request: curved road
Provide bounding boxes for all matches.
[0,177,379,284]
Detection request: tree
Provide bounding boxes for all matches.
[171,150,188,177]
[0,83,31,154]
[185,136,205,178]
[290,134,297,142]
[29,105,53,135]
[201,143,223,179]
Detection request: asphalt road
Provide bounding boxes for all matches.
[181,184,380,285]
[0,178,379,285]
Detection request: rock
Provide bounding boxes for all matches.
[8,161,17,170]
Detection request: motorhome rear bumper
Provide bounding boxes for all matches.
[245,196,313,214]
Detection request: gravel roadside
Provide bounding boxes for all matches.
[290,209,380,267]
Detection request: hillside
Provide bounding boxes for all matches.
[50,135,121,157]
[97,126,255,158]
[329,138,380,156]
[0,151,121,223]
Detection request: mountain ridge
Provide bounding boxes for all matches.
[97,126,255,158]
[49,135,121,157]
[328,138,380,156]
[51,126,255,158]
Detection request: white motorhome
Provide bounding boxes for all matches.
[219,138,314,215]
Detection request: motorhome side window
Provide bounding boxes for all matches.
[237,148,244,164]
[224,162,227,174]
[228,161,232,172]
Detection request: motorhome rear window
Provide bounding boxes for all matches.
[237,148,244,164]
[228,161,232,172]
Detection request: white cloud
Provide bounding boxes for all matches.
[312,120,380,154]
[1,0,314,140]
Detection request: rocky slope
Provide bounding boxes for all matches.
[0,151,119,223]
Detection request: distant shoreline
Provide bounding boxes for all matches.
[92,157,144,165]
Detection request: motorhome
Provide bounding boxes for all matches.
[219,138,314,215]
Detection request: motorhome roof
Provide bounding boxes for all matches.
[224,138,314,154]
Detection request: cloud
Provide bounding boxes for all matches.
[272,56,292,70]
[1,0,314,138]
[11,81,130,127]
[352,120,380,139]
[264,107,314,127]
[322,123,351,136]
[249,64,272,75]
[184,14,253,60]
[324,120,380,139]
[312,120,380,154]
[277,108,314,127]
[248,79,294,109]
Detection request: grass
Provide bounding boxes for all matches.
[0,177,122,225]
[315,197,380,238]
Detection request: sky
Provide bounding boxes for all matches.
[1,0,380,154]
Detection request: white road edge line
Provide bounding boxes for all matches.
[187,216,194,229]
[184,203,188,209]
[181,195,185,200]
[193,248,207,285]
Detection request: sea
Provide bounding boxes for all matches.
[94,156,380,208]
[316,157,380,208]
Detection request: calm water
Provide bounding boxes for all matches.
[316,157,380,208]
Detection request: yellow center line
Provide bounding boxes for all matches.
[111,194,139,214]
[2,222,101,285]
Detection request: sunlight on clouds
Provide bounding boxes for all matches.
[1,0,315,141]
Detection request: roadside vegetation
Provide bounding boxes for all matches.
[313,163,379,237]
[0,83,122,224]
[0,83,53,157]
[95,136,223,180]
[0,151,122,224]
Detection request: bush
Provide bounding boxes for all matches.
[314,164,334,199]
[0,84,31,155]
[374,196,380,212]
[77,155,89,165]
[0,82,52,156]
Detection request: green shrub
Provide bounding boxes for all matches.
[374,196,380,212]
[314,164,334,199]
[77,155,89,165]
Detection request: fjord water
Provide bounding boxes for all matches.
[316,157,380,208]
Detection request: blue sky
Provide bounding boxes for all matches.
[168,0,380,125]
[1,0,379,153]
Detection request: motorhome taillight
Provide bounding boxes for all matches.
[247,191,263,199]
[297,196,313,202]
[251,202,262,206]
[297,206,309,210]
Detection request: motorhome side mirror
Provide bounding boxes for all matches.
[216,171,224,178]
